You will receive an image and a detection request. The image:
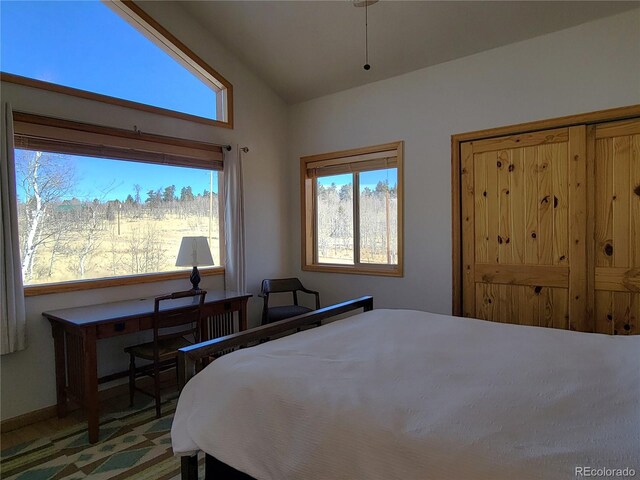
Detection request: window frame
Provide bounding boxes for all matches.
[13,112,226,297]
[0,0,233,129]
[300,141,404,277]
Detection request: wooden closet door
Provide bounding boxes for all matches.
[461,126,588,330]
[593,118,640,335]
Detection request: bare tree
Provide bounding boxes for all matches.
[124,224,166,274]
[126,227,144,274]
[46,221,70,277]
[142,224,166,272]
[16,151,75,281]
[68,205,104,278]
[133,184,142,204]
[107,225,123,275]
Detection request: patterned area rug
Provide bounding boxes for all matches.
[0,399,199,480]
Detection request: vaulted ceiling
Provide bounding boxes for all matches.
[178,1,638,104]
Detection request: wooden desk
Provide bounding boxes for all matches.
[43,290,251,443]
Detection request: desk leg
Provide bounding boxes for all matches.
[51,323,67,418]
[84,327,100,443]
[239,300,248,332]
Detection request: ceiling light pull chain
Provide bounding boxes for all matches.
[364,2,370,70]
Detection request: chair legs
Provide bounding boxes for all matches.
[127,354,174,418]
[128,353,136,407]
[154,362,162,419]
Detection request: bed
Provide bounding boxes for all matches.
[172,297,640,480]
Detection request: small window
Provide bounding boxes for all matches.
[13,113,224,294]
[301,142,403,276]
[1,0,232,127]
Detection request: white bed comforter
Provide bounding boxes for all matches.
[172,309,640,480]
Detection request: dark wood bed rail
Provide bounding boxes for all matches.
[177,295,373,390]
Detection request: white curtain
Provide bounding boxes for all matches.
[1,103,26,354]
[223,146,246,292]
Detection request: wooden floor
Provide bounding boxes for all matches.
[1,381,178,450]
[1,394,127,450]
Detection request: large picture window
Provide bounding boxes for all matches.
[301,142,403,276]
[13,113,224,295]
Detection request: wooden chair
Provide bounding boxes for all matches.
[125,289,206,418]
[260,278,320,325]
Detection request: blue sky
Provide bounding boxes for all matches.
[67,155,218,202]
[0,0,215,119]
[15,150,218,203]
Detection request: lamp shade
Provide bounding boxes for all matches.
[175,236,214,267]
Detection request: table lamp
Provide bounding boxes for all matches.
[175,236,214,291]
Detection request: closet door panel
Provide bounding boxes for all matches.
[594,290,613,334]
[510,149,526,264]
[537,144,554,265]
[593,119,640,335]
[461,142,475,318]
[524,146,540,265]
[461,127,582,329]
[551,147,569,267]
[568,127,589,331]
[474,283,569,328]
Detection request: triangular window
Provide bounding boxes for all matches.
[1,0,231,126]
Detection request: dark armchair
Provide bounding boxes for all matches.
[260,278,320,325]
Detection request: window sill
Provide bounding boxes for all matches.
[302,264,403,277]
[23,267,225,297]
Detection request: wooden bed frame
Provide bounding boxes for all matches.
[176,295,374,480]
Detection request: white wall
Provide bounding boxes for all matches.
[288,10,640,312]
[1,1,289,420]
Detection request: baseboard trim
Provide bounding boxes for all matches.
[1,369,176,433]
[1,405,60,433]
